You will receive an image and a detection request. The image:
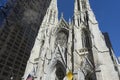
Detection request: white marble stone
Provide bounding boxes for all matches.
[23,0,120,80]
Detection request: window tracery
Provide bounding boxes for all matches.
[82,29,91,48]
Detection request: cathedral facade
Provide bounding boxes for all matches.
[23,0,120,80]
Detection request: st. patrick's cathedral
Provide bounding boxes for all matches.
[23,0,120,80]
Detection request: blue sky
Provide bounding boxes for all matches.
[58,0,120,57]
[0,0,120,57]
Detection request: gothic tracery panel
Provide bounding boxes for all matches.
[82,29,91,48]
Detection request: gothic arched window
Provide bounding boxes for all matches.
[55,30,68,64]
[56,31,68,48]
[82,29,91,48]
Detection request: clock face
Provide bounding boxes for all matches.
[56,31,68,47]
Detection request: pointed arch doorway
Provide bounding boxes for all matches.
[55,61,66,80]
[44,60,66,80]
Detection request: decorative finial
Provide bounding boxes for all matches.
[61,12,64,18]
[69,18,71,25]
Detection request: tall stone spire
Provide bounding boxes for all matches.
[73,0,88,52]
[74,0,87,26]
[74,0,82,12]
[74,0,94,27]
[42,0,58,25]
[74,0,80,27]
[22,0,58,80]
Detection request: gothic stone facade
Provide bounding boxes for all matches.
[23,0,120,80]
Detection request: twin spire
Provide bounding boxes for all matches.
[45,0,91,25]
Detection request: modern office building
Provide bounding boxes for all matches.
[0,0,51,80]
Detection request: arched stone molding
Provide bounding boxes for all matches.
[44,60,66,80]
